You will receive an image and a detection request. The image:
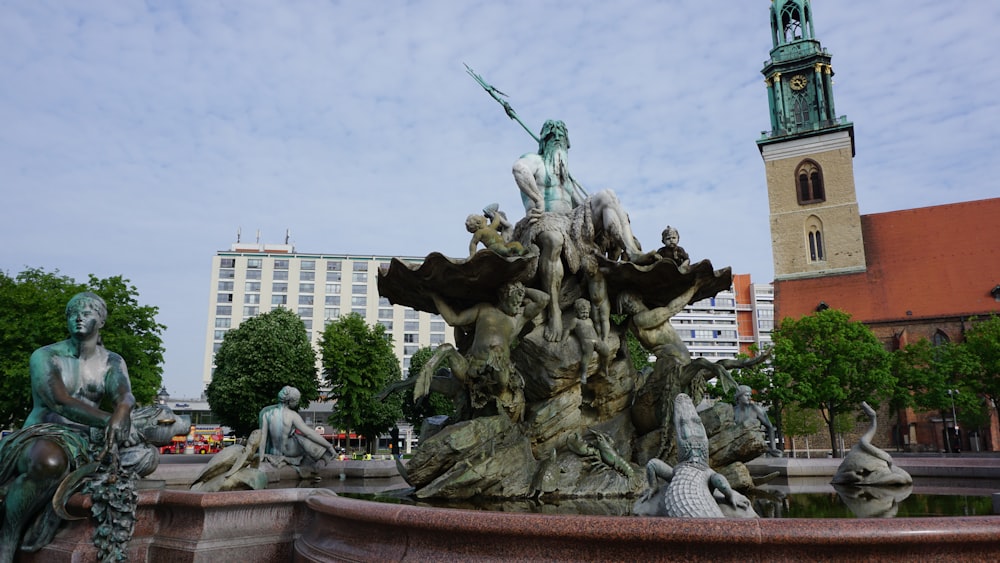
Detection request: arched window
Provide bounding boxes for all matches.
[795,160,825,204]
[932,330,950,347]
[805,215,825,263]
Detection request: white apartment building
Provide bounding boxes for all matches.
[202,241,455,390]
[203,240,774,389]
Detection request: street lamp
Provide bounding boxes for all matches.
[157,386,170,405]
[947,389,959,453]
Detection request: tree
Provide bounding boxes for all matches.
[781,402,822,456]
[206,308,318,436]
[319,314,403,454]
[0,268,165,428]
[771,309,894,457]
[964,314,1000,425]
[397,346,456,434]
[891,337,986,449]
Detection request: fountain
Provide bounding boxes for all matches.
[9,111,1000,563]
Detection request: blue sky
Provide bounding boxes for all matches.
[2,1,998,398]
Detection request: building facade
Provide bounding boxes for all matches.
[202,240,455,390]
[757,1,999,452]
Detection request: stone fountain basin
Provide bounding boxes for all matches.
[18,457,1000,562]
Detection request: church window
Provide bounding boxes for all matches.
[795,160,825,204]
[792,95,810,128]
[805,215,825,263]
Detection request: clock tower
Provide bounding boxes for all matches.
[757,0,866,281]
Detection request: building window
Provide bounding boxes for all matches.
[247,258,262,269]
[353,261,368,272]
[792,94,810,127]
[378,320,393,331]
[430,333,445,344]
[404,333,418,343]
[302,319,312,330]
[272,282,288,293]
[351,308,366,316]
[272,295,287,305]
[326,283,341,294]
[404,345,419,355]
[215,318,231,328]
[220,258,236,268]
[219,269,235,279]
[405,310,419,319]
[352,284,367,295]
[273,259,289,270]
[301,260,315,270]
[244,306,259,317]
[245,294,260,304]
[216,305,232,316]
[378,309,394,319]
[327,261,342,272]
[351,296,367,307]
[246,270,262,280]
[352,272,367,283]
[299,283,314,293]
[214,330,227,341]
[298,307,313,317]
[217,293,233,303]
[378,297,391,307]
[795,160,825,204]
[805,215,825,262]
[324,308,340,320]
[300,271,315,281]
[404,321,419,332]
[326,271,342,282]
[325,295,340,306]
[430,321,446,332]
[299,295,314,305]
[217,281,234,291]
[245,282,261,292]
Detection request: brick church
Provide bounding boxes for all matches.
[756,1,999,452]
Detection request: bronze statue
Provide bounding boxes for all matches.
[0,292,169,562]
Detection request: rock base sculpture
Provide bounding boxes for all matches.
[832,402,912,486]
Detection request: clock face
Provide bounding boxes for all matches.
[790,74,808,91]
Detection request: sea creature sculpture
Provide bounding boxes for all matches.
[832,402,912,486]
[632,394,753,518]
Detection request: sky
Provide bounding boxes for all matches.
[2,1,998,399]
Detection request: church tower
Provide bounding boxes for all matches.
[757,0,866,281]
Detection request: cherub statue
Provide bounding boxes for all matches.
[562,298,610,385]
[466,212,526,258]
[635,225,690,271]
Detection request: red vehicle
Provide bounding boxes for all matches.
[159,435,187,455]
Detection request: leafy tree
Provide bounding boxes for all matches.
[0,268,165,428]
[891,338,986,444]
[320,314,403,454]
[396,346,456,434]
[964,314,1000,425]
[206,308,318,436]
[771,309,894,457]
[781,402,822,455]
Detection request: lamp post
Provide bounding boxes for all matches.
[157,386,170,405]
[947,389,959,453]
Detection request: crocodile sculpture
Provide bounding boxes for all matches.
[632,393,753,518]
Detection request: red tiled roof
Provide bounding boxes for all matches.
[775,198,1000,323]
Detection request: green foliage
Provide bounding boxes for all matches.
[782,402,822,437]
[890,337,987,431]
[320,314,403,453]
[206,308,318,436]
[964,314,1000,421]
[771,309,894,457]
[0,268,165,428]
[397,346,455,434]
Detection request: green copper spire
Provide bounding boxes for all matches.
[758,0,853,152]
